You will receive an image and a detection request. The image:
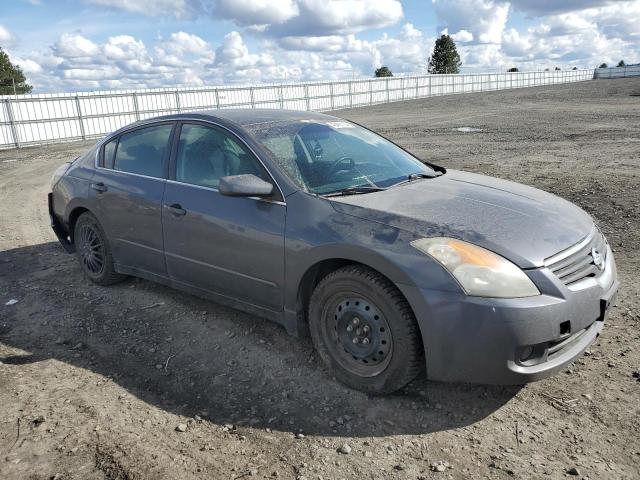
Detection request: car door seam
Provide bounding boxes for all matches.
[164,251,278,288]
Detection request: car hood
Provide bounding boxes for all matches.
[329,169,593,268]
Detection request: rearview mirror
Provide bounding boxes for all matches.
[218,174,274,197]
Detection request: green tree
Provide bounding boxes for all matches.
[617,60,626,67]
[0,47,32,95]
[555,67,561,70]
[599,63,608,68]
[374,66,393,77]
[428,34,461,74]
[572,66,578,70]
[507,67,519,72]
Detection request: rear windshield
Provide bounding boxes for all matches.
[245,120,435,195]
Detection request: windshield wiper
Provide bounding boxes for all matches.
[390,171,442,188]
[323,185,387,197]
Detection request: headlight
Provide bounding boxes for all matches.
[50,162,72,190]
[410,237,540,298]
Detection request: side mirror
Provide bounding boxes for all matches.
[218,174,274,197]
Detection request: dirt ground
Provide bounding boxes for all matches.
[1,78,639,480]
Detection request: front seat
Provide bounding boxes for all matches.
[180,140,226,188]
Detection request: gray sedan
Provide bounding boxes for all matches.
[49,109,619,394]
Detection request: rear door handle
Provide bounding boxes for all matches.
[165,203,186,216]
[91,182,108,193]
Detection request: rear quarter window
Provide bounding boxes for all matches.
[102,139,117,169]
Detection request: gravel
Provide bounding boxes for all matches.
[176,423,188,432]
[338,443,352,455]
[1,78,639,480]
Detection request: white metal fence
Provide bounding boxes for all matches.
[0,69,596,150]
[594,65,640,79]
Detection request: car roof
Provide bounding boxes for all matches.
[107,109,344,141]
[146,108,338,130]
[196,108,336,127]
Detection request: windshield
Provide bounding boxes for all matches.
[245,119,437,195]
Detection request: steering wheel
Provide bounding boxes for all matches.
[324,156,355,181]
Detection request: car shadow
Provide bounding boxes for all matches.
[0,241,520,437]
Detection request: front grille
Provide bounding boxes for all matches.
[545,227,607,286]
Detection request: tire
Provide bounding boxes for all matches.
[73,212,125,286]
[308,265,423,394]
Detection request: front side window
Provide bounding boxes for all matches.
[246,120,437,195]
[113,124,173,178]
[175,123,267,189]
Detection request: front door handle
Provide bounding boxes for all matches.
[91,182,108,193]
[165,203,186,216]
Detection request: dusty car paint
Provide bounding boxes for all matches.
[50,109,619,384]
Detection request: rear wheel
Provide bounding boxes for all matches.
[308,265,423,394]
[73,212,125,285]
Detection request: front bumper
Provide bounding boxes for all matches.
[399,246,618,385]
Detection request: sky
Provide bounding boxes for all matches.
[0,0,638,93]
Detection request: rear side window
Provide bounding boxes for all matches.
[103,139,117,169]
[113,124,173,178]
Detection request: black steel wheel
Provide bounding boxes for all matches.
[330,296,393,377]
[73,212,125,285]
[309,265,424,394]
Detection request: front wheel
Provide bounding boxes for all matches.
[73,212,125,285]
[308,265,424,394]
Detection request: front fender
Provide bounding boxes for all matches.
[282,191,462,334]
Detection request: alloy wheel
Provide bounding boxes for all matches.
[77,223,105,276]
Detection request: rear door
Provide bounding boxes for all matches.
[162,121,286,310]
[90,122,175,277]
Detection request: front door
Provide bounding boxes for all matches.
[162,122,286,311]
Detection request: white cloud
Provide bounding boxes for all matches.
[53,33,100,58]
[371,23,432,72]
[533,13,597,37]
[500,1,639,69]
[215,31,275,70]
[502,28,531,58]
[62,66,121,80]
[85,0,202,19]
[509,0,618,16]
[17,21,438,92]
[274,22,432,77]
[0,25,14,45]
[266,0,404,37]
[433,0,509,44]
[215,0,300,26]
[460,43,507,69]
[164,32,211,55]
[84,0,403,38]
[429,0,638,71]
[581,1,640,40]
[10,0,640,92]
[451,29,474,43]
[277,35,352,52]
[154,31,214,67]
[103,35,148,61]
[12,57,43,74]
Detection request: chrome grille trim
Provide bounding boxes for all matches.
[545,226,608,286]
[544,226,596,267]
